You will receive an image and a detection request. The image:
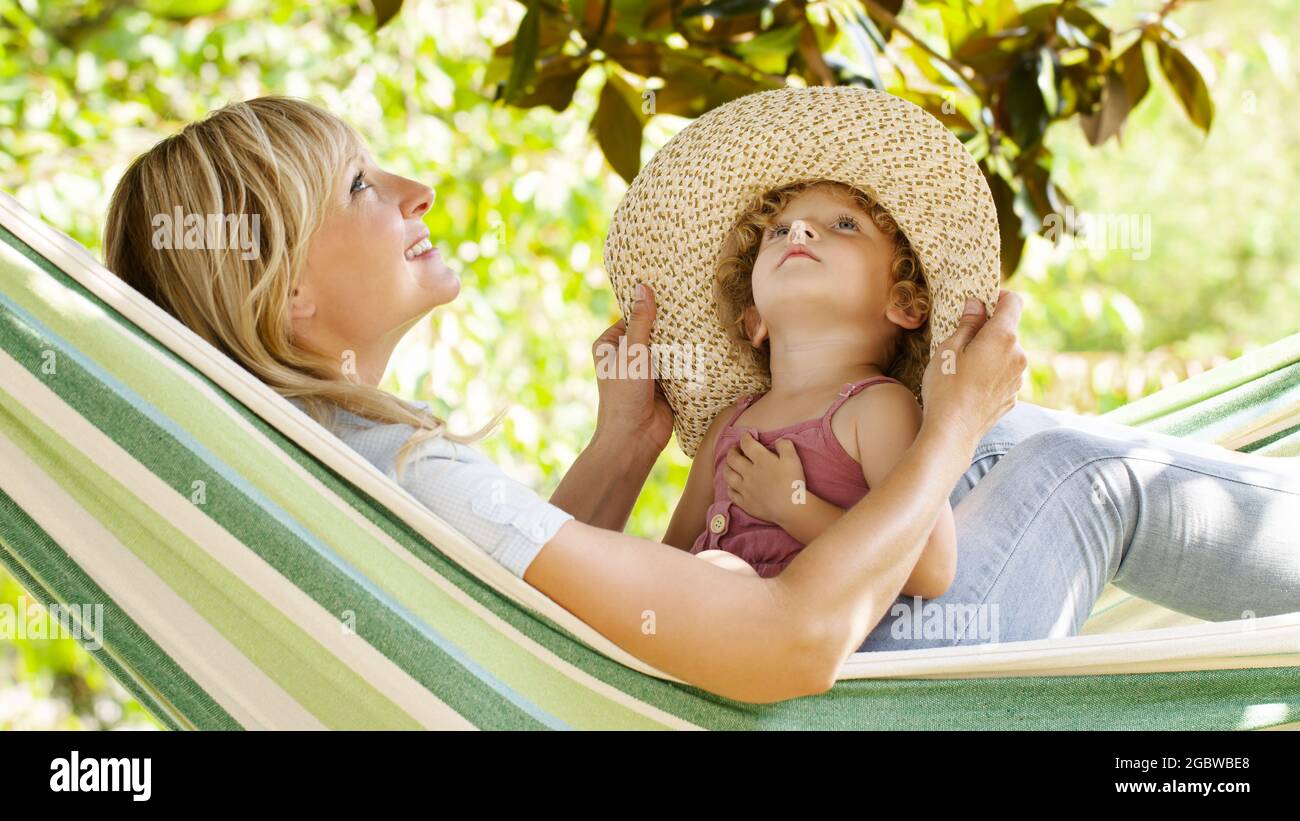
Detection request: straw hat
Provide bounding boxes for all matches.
[603,86,1001,457]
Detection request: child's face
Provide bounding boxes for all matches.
[745,184,914,347]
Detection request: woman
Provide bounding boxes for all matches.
[102,97,1300,703]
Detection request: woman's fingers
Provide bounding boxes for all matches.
[920,287,1029,447]
[986,289,1024,336]
[591,318,627,358]
[625,283,657,349]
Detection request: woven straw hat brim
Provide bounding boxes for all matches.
[603,86,1001,457]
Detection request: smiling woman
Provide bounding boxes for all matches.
[102,97,501,481]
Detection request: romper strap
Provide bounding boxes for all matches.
[823,376,902,421]
[723,392,759,431]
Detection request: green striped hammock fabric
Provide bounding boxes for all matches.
[1,190,1298,731]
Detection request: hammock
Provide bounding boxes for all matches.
[1,190,1298,731]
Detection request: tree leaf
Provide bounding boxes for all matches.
[680,0,775,20]
[982,164,1025,279]
[729,24,800,75]
[1037,45,1058,115]
[502,3,541,104]
[513,56,590,112]
[1004,52,1049,150]
[592,74,643,183]
[606,40,663,76]
[861,0,904,43]
[1117,40,1150,110]
[372,0,403,30]
[1078,68,1129,146]
[1060,3,1111,51]
[141,0,230,19]
[1155,38,1213,133]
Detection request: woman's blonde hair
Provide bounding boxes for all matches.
[714,180,932,400]
[103,96,498,476]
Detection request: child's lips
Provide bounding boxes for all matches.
[780,247,820,266]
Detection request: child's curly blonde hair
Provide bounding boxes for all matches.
[714,180,932,401]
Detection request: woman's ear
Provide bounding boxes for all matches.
[742,304,769,348]
[289,283,317,323]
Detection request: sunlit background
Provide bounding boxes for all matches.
[1,0,1297,728]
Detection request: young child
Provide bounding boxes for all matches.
[661,179,957,596]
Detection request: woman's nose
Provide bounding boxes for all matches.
[788,219,819,244]
[402,179,435,219]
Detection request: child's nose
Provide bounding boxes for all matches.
[789,219,819,244]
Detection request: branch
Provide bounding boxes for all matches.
[858,0,973,82]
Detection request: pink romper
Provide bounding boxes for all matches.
[690,375,904,578]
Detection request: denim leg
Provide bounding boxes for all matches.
[859,418,1300,652]
[949,401,1071,509]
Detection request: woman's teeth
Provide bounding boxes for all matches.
[404,238,434,260]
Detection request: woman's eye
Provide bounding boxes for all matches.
[350,171,369,195]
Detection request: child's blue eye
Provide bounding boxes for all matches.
[834,215,860,230]
[767,224,789,238]
[350,171,369,195]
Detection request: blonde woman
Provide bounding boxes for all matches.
[101,96,1297,702]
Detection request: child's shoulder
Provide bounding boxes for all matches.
[696,396,748,462]
[837,379,922,429]
[831,379,923,466]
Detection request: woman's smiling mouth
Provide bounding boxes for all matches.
[404,236,435,260]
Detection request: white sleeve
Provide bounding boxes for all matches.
[333,418,573,578]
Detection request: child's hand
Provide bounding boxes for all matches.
[724,433,806,525]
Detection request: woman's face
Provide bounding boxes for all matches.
[291,145,459,371]
[745,184,901,345]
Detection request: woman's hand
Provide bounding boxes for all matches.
[591,283,675,455]
[725,433,805,524]
[920,289,1027,450]
[551,284,673,530]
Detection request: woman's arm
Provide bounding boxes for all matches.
[526,291,1025,703]
[855,383,957,599]
[550,285,674,531]
[739,484,953,599]
[550,431,662,532]
[525,417,980,703]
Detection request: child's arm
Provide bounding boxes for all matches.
[725,385,955,598]
[661,401,740,551]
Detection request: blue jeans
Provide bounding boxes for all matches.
[856,401,1300,651]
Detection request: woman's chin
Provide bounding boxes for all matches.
[408,258,461,303]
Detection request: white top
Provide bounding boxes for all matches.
[304,399,574,578]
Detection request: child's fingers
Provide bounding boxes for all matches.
[725,444,753,473]
[724,465,745,491]
[737,432,772,463]
[773,438,798,461]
